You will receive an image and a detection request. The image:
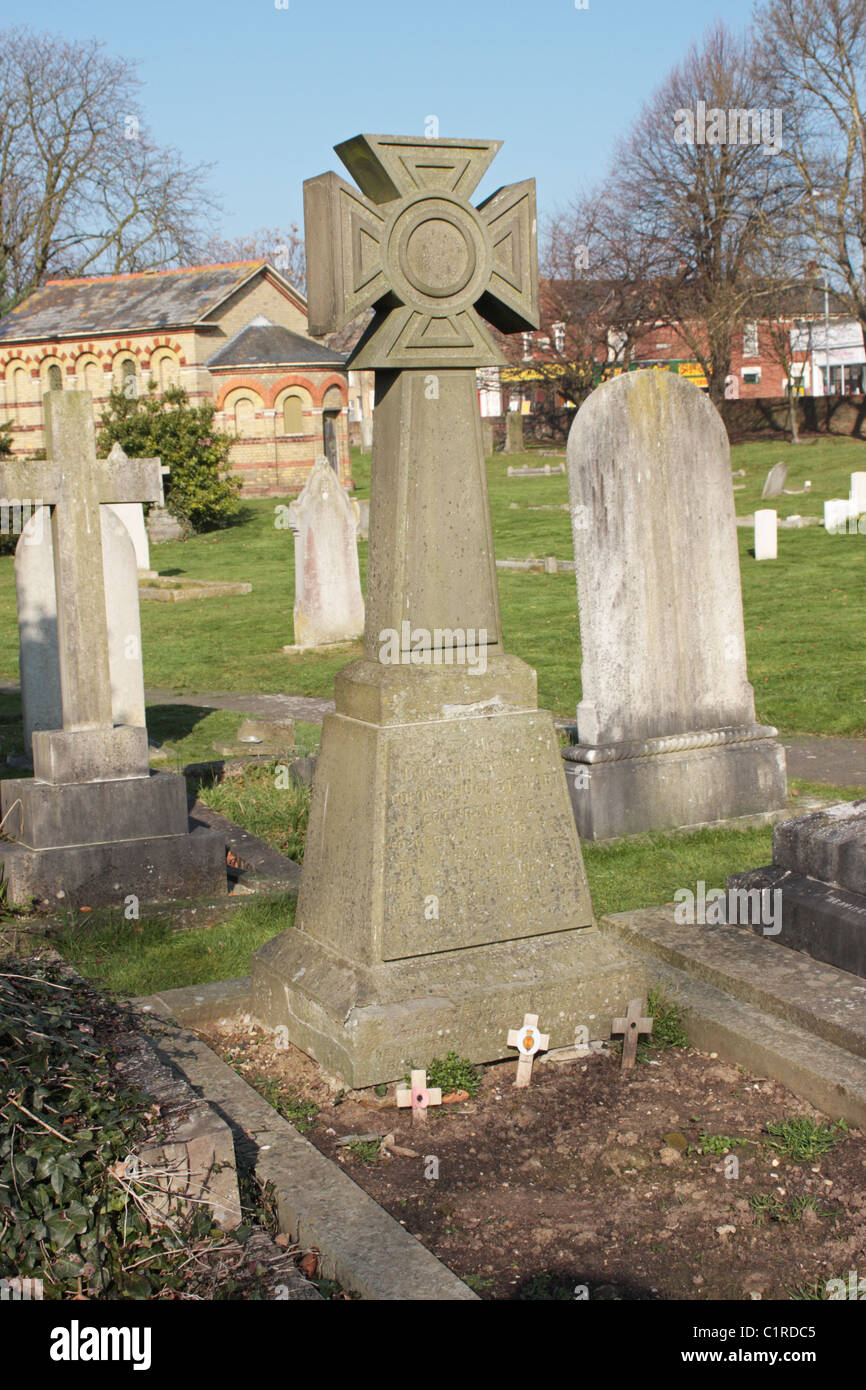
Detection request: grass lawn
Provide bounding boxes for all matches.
[46,894,297,997]
[30,768,860,998]
[3,430,866,998]
[1,435,864,731]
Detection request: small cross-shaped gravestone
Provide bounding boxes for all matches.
[507,1012,550,1086]
[0,392,162,782]
[0,388,227,909]
[396,1069,442,1124]
[611,999,653,1071]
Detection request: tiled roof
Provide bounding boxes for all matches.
[206,318,346,369]
[0,262,293,340]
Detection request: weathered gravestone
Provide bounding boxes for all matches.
[251,133,643,1086]
[359,417,374,453]
[761,462,787,499]
[506,411,524,453]
[562,370,787,839]
[16,505,145,753]
[352,497,370,541]
[0,391,226,907]
[17,442,167,750]
[286,454,365,648]
[146,505,185,544]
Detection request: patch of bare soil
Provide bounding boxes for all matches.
[199,1020,866,1302]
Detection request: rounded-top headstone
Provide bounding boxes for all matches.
[566,370,757,746]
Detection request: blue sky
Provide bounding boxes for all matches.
[5,0,759,237]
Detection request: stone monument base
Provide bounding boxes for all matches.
[727,801,866,979]
[250,655,646,1086]
[252,924,650,1088]
[0,770,226,908]
[562,725,787,841]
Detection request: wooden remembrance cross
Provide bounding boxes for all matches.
[0,392,162,763]
[304,134,539,655]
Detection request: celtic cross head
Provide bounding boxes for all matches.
[303,134,539,369]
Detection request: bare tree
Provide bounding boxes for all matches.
[195,224,306,293]
[540,185,672,401]
[609,22,786,405]
[756,0,866,351]
[0,28,217,314]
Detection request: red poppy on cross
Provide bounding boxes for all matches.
[396,1069,442,1124]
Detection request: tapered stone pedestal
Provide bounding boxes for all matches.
[251,658,642,1087]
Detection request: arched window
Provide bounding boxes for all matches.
[234,398,256,436]
[47,364,62,391]
[84,362,101,396]
[283,395,304,434]
[156,355,178,390]
[121,359,138,398]
[13,368,29,412]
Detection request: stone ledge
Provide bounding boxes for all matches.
[601,904,866,1125]
[601,904,866,1059]
[132,997,478,1301]
[562,722,780,764]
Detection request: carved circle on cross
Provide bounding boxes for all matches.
[387,192,491,313]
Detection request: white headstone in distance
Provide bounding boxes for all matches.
[824,499,850,534]
[16,506,146,751]
[754,509,778,561]
[850,472,866,519]
[761,462,787,499]
[288,455,364,648]
[359,417,373,453]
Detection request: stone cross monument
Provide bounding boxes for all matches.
[251,136,644,1087]
[0,391,226,906]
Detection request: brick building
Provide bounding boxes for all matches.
[499,279,862,410]
[0,261,352,496]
